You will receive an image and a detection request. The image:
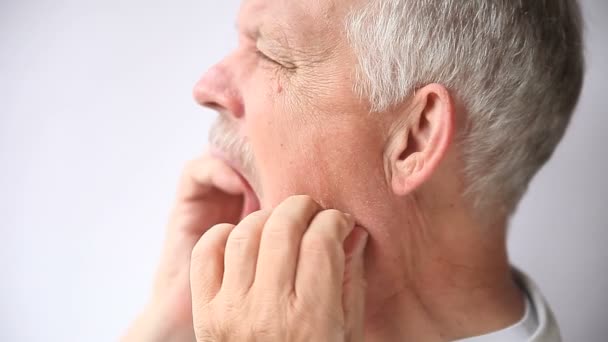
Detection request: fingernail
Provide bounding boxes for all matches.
[344,213,355,226]
[356,229,369,255]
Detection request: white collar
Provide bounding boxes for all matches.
[452,289,539,342]
[451,267,564,342]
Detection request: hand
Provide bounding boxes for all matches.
[123,154,248,342]
[190,195,369,342]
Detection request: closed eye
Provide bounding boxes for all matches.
[256,49,283,67]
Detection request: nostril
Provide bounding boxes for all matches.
[202,101,223,112]
[192,64,244,118]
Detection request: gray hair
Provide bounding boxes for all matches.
[346,0,585,217]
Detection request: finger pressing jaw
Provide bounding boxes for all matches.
[342,226,369,342]
[190,223,235,307]
[294,209,356,309]
[221,210,272,296]
[254,195,323,296]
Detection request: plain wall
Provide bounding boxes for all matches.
[1,1,606,341]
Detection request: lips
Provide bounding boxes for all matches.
[240,181,261,219]
[209,148,261,219]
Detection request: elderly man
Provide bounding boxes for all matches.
[124,0,584,341]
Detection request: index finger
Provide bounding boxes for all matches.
[293,210,355,309]
[254,195,323,296]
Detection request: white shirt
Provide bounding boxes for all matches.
[454,269,562,342]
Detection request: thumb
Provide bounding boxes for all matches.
[342,226,369,342]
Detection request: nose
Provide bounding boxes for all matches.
[193,62,244,118]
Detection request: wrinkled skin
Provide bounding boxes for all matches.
[123,0,527,340]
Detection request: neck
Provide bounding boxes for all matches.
[362,201,524,342]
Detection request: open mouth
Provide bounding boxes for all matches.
[236,173,261,219]
[209,148,261,219]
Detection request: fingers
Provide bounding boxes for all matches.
[254,195,322,295]
[342,226,369,342]
[177,155,245,202]
[189,196,369,342]
[294,210,356,308]
[190,223,235,307]
[222,210,272,294]
[167,154,246,240]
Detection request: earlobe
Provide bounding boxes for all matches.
[389,84,455,196]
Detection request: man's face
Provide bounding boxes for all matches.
[195,0,393,222]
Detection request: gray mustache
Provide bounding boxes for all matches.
[208,116,257,187]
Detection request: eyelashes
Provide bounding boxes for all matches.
[255,48,298,72]
[256,49,283,68]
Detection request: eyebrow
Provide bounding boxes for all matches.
[238,22,300,62]
[236,21,291,49]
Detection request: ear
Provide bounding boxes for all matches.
[389,84,455,196]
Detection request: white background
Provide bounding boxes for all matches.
[1,0,606,341]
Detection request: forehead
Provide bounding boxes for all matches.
[238,0,350,45]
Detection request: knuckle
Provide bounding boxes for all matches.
[213,222,237,231]
[250,319,274,338]
[190,240,208,262]
[267,211,301,232]
[192,224,234,259]
[289,295,344,337]
[244,209,272,222]
[288,194,313,203]
[264,214,304,243]
[226,226,250,249]
[250,303,282,338]
[285,194,318,210]
[263,196,322,239]
[318,209,349,227]
[194,313,227,342]
[195,297,249,340]
[301,231,341,256]
[214,294,243,319]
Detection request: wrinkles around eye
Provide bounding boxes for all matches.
[256,48,298,72]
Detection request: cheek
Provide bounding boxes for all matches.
[242,72,324,206]
[247,110,324,207]
[248,109,386,212]
[242,68,386,211]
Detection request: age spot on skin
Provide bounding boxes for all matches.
[275,79,283,93]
